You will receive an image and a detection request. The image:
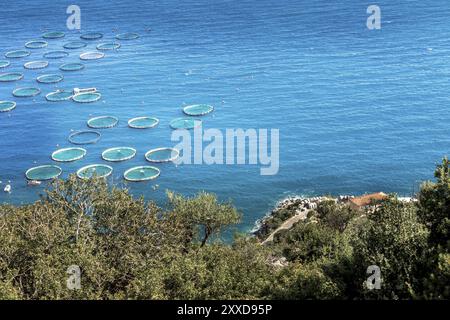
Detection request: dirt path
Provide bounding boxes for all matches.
[261,209,310,245]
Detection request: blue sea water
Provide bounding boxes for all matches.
[1,0,450,232]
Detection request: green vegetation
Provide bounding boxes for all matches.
[0,159,449,300]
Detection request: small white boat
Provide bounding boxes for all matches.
[4,184,11,193]
[28,180,41,186]
[73,87,97,95]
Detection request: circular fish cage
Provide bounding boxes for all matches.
[72,92,101,103]
[183,104,214,116]
[25,40,48,49]
[59,62,84,71]
[115,33,139,40]
[37,74,63,84]
[0,60,10,68]
[51,147,87,162]
[124,166,160,182]
[102,147,137,162]
[169,118,202,130]
[0,101,16,113]
[24,60,49,70]
[5,50,31,58]
[79,51,105,60]
[25,165,62,181]
[46,90,73,102]
[77,164,113,180]
[0,72,23,82]
[43,51,69,59]
[128,117,159,129]
[68,130,101,145]
[87,116,118,129]
[63,41,87,49]
[96,42,121,51]
[145,148,180,163]
[13,87,41,98]
[42,31,65,39]
[80,32,103,40]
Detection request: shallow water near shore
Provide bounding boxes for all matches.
[1,0,450,232]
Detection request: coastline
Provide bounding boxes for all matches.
[253,193,417,243]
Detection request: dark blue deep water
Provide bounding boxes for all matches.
[1,0,450,231]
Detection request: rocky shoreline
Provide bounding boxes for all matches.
[253,193,416,241]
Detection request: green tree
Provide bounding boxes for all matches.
[167,191,240,247]
[351,199,429,299]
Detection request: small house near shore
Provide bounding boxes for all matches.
[348,192,388,211]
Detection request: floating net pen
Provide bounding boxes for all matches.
[87,116,118,129]
[77,164,113,180]
[145,148,180,163]
[115,33,139,40]
[5,50,31,58]
[101,147,137,162]
[0,101,16,113]
[12,87,41,98]
[51,147,87,162]
[25,165,62,181]
[46,90,73,101]
[124,166,160,182]
[42,31,65,39]
[72,92,101,103]
[37,74,63,84]
[96,42,121,50]
[25,40,48,49]
[80,32,103,40]
[43,51,69,59]
[183,104,214,116]
[0,72,23,82]
[128,117,159,129]
[68,130,101,145]
[59,62,84,71]
[24,61,49,70]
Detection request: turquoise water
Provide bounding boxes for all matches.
[1,0,450,231]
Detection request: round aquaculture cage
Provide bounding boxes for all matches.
[43,51,69,59]
[79,51,105,60]
[46,90,73,102]
[80,32,103,40]
[63,41,87,49]
[102,147,137,162]
[59,62,84,71]
[42,31,65,39]
[25,40,48,49]
[68,130,101,145]
[0,101,16,113]
[124,166,160,182]
[13,87,41,98]
[0,72,23,82]
[87,116,118,129]
[37,74,63,84]
[183,104,214,116]
[77,164,113,180]
[5,50,31,58]
[169,118,202,130]
[115,33,139,40]
[96,42,121,51]
[0,60,10,68]
[25,165,62,181]
[51,147,87,162]
[145,148,180,163]
[72,92,101,103]
[128,117,159,129]
[24,61,49,70]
